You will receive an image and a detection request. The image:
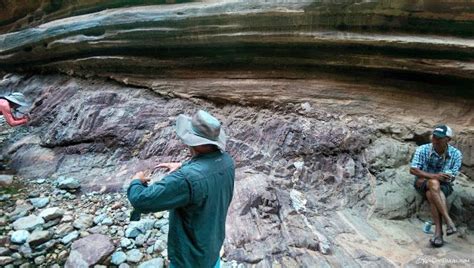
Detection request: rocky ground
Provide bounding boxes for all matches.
[0,174,250,267]
[1,173,473,267]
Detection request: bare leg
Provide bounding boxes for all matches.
[439,191,455,227]
[427,180,454,228]
[426,191,442,237]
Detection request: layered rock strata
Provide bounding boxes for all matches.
[0,1,473,98]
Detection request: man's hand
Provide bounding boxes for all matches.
[156,162,182,173]
[133,171,151,185]
[431,173,452,182]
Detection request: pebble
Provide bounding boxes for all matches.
[61,231,79,244]
[27,192,40,198]
[111,251,127,265]
[34,256,45,265]
[0,247,10,256]
[126,249,143,263]
[11,253,21,260]
[27,230,52,247]
[0,194,11,201]
[11,230,30,244]
[0,256,14,265]
[94,214,107,225]
[0,175,13,187]
[138,258,164,268]
[55,223,74,237]
[58,250,68,261]
[39,207,64,221]
[61,214,74,223]
[73,214,94,230]
[29,197,49,208]
[12,215,45,231]
[102,217,113,226]
[120,238,133,248]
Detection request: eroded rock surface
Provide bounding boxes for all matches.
[0,73,472,266]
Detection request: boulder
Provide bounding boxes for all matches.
[55,177,81,190]
[365,137,415,174]
[372,166,420,220]
[65,234,114,268]
[450,174,474,229]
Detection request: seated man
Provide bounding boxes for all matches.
[410,124,462,247]
[0,92,29,126]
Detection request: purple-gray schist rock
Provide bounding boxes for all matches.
[65,234,114,268]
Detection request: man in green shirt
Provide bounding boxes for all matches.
[127,110,235,268]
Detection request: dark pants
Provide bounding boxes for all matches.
[414,178,453,197]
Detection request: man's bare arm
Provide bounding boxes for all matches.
[410,167,451,182]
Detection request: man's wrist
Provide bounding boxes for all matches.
[131,178,144,185]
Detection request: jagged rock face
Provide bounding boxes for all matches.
[1,74,473,266]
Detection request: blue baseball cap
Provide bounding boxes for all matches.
[433,124,453,138]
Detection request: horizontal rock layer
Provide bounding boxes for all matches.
[0,1,473,97]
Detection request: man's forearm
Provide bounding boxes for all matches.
[410,168,450,182]
[410,168,434,180]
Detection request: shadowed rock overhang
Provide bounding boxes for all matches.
[0,0,473,99]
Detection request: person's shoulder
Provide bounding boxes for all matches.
[417,143,431,152]
[222,151,234,160]
[448,144,462,156]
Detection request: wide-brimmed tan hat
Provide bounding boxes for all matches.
[3,92,29,107]
[175,110,226,151]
